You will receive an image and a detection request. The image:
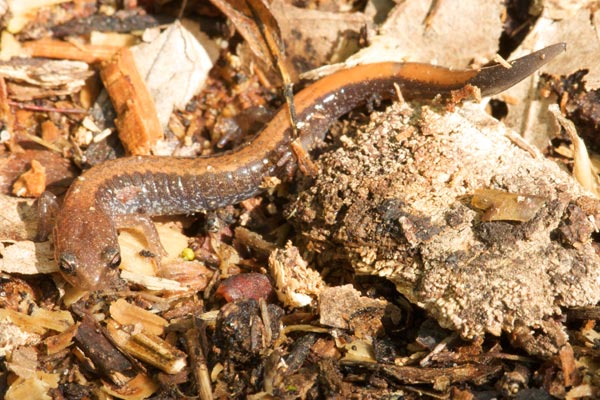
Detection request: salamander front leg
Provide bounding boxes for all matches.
[36,191,60,242]
[112,214,168,265]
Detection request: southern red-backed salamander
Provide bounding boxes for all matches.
[50,43,565,290]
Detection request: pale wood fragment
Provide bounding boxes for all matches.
[106,319,187,374]
[110,298,168,336]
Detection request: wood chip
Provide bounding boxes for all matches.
[23,39,118,64]
[0,308,73,336]
[559,344,579,387]
[29,308,74,332]
[4,371,59,400]
[106,319,187,374]
[99,47,163,155]
[12,159,46,197]
[43,323,78,355]
[269,242,325,308]
[6,345,38,378]
[102,373,159,400]
[0,309,48,335]
[0,240,57,275]
[110,298,168,336]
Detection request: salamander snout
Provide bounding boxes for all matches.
[56,248,122,290]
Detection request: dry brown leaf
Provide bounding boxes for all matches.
[209,0,286,72]
[130,21,215,136]
[271,1,368,70]
[503,7,600,148]
[549,104,600,197]
[0,149,76,196]
[347,0,504,66]
[471,188,546,222]
[156,259,214,290]
[0,194,38,241]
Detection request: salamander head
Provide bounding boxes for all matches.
[53,208,122,290]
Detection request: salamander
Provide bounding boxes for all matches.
[50,43,566,290]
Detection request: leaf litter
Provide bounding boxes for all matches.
[0,0,600,398]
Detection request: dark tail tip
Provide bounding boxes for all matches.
[468,43,567,97]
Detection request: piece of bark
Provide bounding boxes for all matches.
[74,315,136,386]
[100,47,163,155]
[290,102,600,355]
[5,0,72,34]
[343,361,503,386]
[318,284,388,332]
[0,58,93,101]
[51,11,163,37]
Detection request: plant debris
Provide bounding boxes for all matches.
[0,0,599,399]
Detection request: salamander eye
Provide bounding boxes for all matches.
[109,253,121,269]
[103,248,121,270]
[58,253,77,276]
